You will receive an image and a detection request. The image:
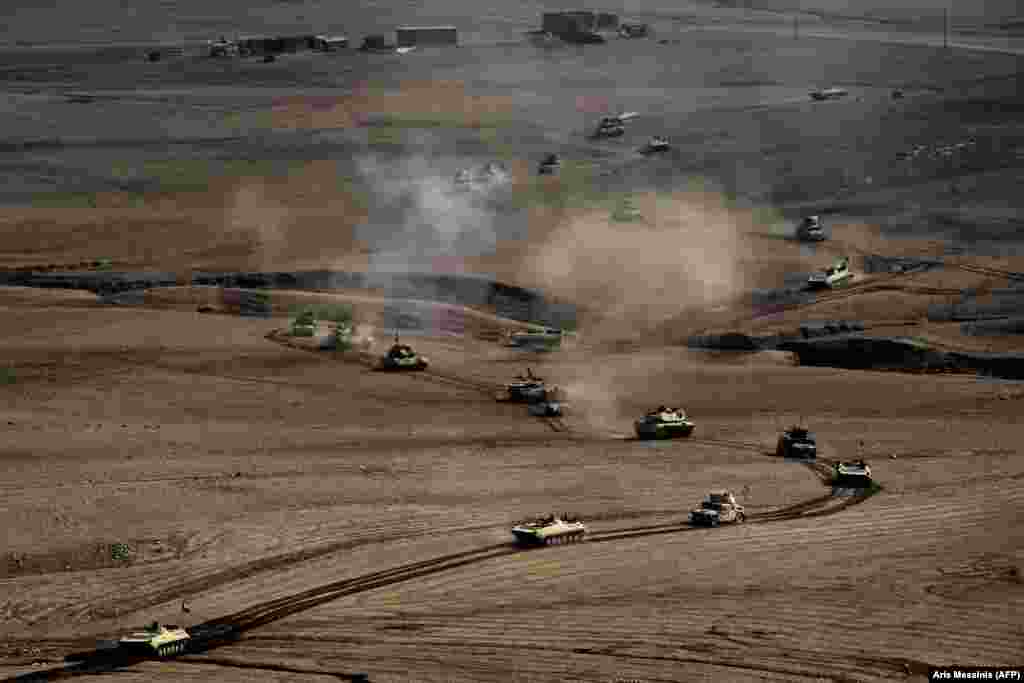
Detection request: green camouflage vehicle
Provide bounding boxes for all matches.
[378,343,429,371]
[634,406,695,439]
[507,325,563,351]
[807,255,852,289]
[511,514,586,546]
[118,622,190,657]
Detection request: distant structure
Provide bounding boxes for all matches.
[311,35,349,51]
[395,26,458,47]
[541,10,618,39]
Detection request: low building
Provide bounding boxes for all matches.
[395,25,458,47]
[237,35,315,55]
[311,35,349,51]
[542,11,596,35]
[541,10,617,40]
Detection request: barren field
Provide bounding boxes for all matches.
[1,4,1023,683]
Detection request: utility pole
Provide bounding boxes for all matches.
[943,6,949,50]
[793,14,799,40]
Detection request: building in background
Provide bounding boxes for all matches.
[395,26,458,48]
[540,11,617,43]
[311,35,349,51]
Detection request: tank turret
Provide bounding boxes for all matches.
[634,407,694,439]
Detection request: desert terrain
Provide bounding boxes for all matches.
[1,2,1023,682]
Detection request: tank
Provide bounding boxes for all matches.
[810,86,849,101]
[619,22,650,38]
[807,255,851,289]
[453,168,472,190]
[689,490,746,526]
[528,400,563,417]
[777,425,817,459]
[118,622,190,657]
[538,153,561,175]
[834,460,873,486]
[508,326,562,350]
[797,215,826,241]
[641,136,670,154]
[506,369,550,402]
[378,343,428,370]
[591,117,625,139]
[634,406,694,439]
[511,514,586,545]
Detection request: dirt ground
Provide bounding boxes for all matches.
[1,13,1023,683]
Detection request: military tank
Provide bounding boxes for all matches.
[834,460,873,486]
[807,255,852,289]
[511,514,586,546]
[634,406,694,439]
[797,215,826,241]
[528,400,564,417]
[507,325,563,351]
[591,116,625,139]
[377,343,428,371]
[453,168,472,190]
[689,490,746,527]
[506,368,550,402]
[117,622,190,657]
[641,136,671,154]
[538,153,561,175]
[777,425,817,459]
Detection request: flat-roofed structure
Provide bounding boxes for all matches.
[395,25,458,47]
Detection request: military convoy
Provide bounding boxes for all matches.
[689,490,746,527]
[117,622,190,657]
[635,407,695,439]
[377,343,429,371]
[777,425,817,459]
[511,514,586,545]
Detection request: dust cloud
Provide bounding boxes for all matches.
[520,189,757,343]
[355,153,501,274]
[224,178,290,271]
[516,189,761,432]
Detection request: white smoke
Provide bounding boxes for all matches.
[355,153,501,274]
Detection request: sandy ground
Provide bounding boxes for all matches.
[1,9,1023,683]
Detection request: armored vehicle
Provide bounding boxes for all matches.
[641,136,671,154]
[777,425,817,459]
[834,460,873,486]
[508,325,563,350]
[477,161,509,184]
[378,343,428,370]
[810,86,849,101]
[689,490,746,526]
[797,215,826,241]
[807,255,851,289]
[619,22,650,38]
[506,369,551,402]
[634,406,694,439]
[538,153,561,175]
[591,116,625,139]
[453,168,472,190]
[511,514,586,545]
[118,622,190,657]
[528,401,563,417]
